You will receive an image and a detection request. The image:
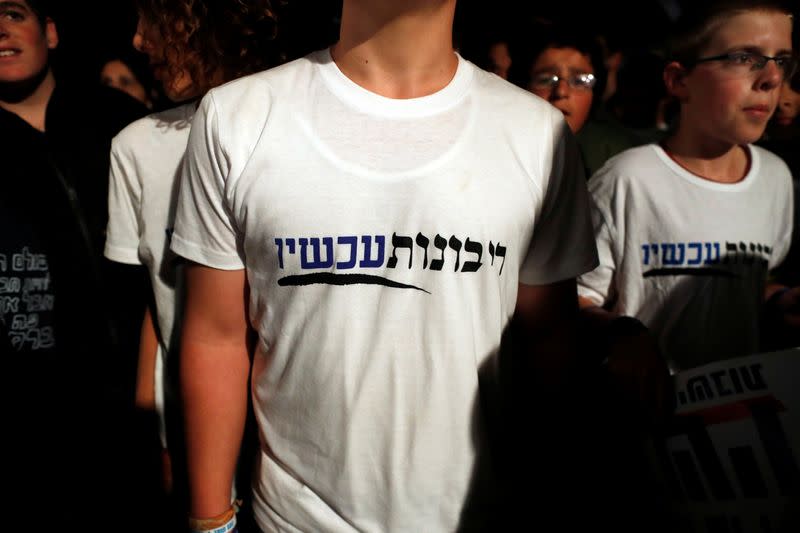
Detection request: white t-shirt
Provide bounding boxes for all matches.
[578,144,793,372]
[105,103,195,444]
[171,48,598,532]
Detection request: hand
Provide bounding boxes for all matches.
[765,286,800,348]
[770,286,800,329]
[604,317,675,431]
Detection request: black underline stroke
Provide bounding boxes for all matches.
[278,273,431,294]
[643,267,739,278]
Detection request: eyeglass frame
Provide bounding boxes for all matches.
[690,51,798,80]
[530,72,597,91]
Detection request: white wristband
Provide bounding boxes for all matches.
[190,512,237,533]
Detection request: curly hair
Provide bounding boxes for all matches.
[22,0,49,25]
[134,0,284,95]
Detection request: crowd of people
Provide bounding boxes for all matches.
[1,0,798,531]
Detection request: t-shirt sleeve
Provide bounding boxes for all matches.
[104,137,143,265]
[519,118,599,285]
[170,92,245,270]
[577,195,617,306]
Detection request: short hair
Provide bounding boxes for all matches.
[509,25,607,104]
[134,0,285,94]
[666,0,794,66]
[21,0,49,26]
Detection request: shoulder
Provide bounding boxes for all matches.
[749,145,794,210]
[112,103,195,160]
[589,144,662,186]
[206,53,318,111]
[468,64,576,180]
[470,63,565,127]
[600,143,663,172]
[751,144,792,179]
[586,144,667,211]
[196,54,318,150]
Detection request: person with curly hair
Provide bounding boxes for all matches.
[104,1,283,529]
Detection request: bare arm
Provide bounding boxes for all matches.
[181,264,251,518]
[764,282,800,327]
[763,282,800,348]
[135,306,159,410]
[577,294,672,425]
[511,280,581,390]
[135,306,175,491]
[494,280,582,506]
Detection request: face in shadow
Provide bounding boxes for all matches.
[527,46,595,133]
[100,59,152,108]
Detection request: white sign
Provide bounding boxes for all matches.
[651,349,800,532]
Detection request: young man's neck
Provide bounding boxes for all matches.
[0,69,56,132]
[662,127,750,184]
[331,0,458,99]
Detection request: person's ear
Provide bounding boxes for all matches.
[663,61,689,101]
[45,17,58,50]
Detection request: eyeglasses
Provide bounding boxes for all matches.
[692,51,798,81]
[531,72,596,91]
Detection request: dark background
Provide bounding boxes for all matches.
[49,1,680,82]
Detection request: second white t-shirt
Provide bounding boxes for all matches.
[578,144,793,372]
[106,102,195,443]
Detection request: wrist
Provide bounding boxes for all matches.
[766,286,791,311]
[601,315,650,356]
[605,315,648,342]
[189,506,237,533]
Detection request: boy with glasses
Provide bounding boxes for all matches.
[513,27,648,179]
[519,29,603,134]
[578,0,798,373]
